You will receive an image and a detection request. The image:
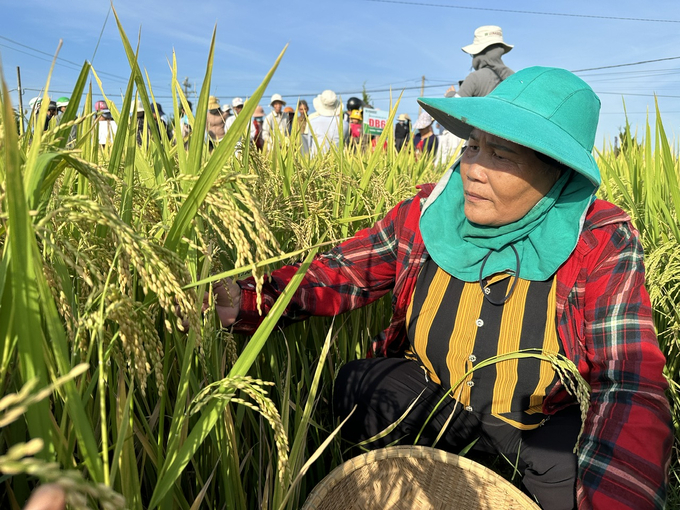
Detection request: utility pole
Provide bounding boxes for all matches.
[419,75,425,114]
[182,77,191,97]
[17,66,24,135]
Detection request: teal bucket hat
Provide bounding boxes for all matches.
[418,66,601,186]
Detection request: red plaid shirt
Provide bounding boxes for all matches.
[236,184,672,509]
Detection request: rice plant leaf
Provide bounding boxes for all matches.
[1,65,53,459]
[185,238,338,289]
[111,6,174,179]
[31,241,105,481]
[164,44,288,254]
[277,409,355,510]
[110,371,142,510]
[654,98,680,220]
[274,323,335,507]
[91,64,136,185]
[181,32,215,180]
[53,61,90,150]
[149,247,316,508]
[189,462,219,510]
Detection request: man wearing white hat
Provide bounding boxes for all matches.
[307,89,348,157]
[224,97,245,133]
[446,25,514,99]
[262,93,289,148]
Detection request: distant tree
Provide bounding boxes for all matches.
[361,81,373,108]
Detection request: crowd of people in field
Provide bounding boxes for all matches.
[23,28,515,165]
[25,88,468,164]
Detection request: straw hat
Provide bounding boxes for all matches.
[253,105,265,117]
[397,113,411,122]
[270,93,286,106]
[462,25,513,55]
[208,95,220,110]
[313,89,342,117]
[413,111,434,130]
[302,446,540,510]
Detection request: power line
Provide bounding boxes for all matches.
[364,0,680,23]
[0,42,82,71]
[572,56,680,73]
[0,35,129,83]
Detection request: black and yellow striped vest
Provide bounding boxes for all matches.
[406,257,563,430]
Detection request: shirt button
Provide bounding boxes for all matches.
[466,381,475,387]
[468,354,477,362]
[475,318,484,327]
[484,288,491,295]
[465,405,474,412]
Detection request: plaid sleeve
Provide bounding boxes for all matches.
[233,197,414,334]
[577,223,672,510]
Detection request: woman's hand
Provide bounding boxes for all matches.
[207,278,241,328]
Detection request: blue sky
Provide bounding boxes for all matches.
[2,0,680,147]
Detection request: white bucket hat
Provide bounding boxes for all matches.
[461,25,513,55]
[232,97,244,108]
[270,93,286,106]
[413,111,434,130]
[312,89,342,117]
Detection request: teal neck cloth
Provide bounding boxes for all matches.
[420,161,596,282]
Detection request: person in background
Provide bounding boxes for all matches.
[251,105,266,151]
[297,99,309,131]
[283,106,296,135]
[297,99,311,153]
[44,100,58,131]
[413,111,438,160]
[344,96,363,124]
[436,121,462,166]
[28,96,41,115]
[446,25,514,99]
[179,99,193,140]
[95,99,117,147]
[55,97,69,123]
[135,99,146,146]
[152,102,173,140]
[262,93,289,148]
[307,89,348,157]
[348,109,364,149]
[224,97,245,133]
[206,95,227,150]
[221,102,232,121]
[395,113,411,152]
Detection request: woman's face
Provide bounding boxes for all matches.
[460,129,561,226]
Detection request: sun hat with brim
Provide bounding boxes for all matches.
[461,25,513,55]
[417,66,601,186]
[413,111,434,130]
[270,93,286,106]
[313,89,342,116]
[208,96,220,110]
[231,97,245,108]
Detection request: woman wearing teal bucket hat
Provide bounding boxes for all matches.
[207,67,671,509]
